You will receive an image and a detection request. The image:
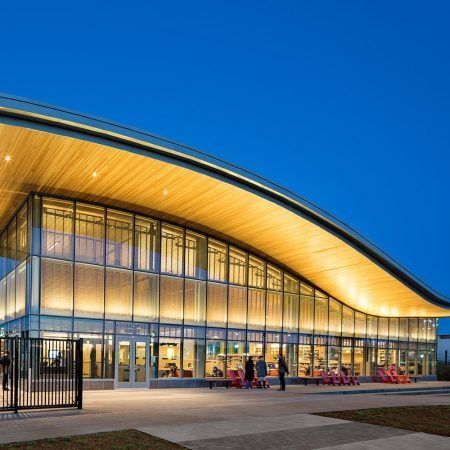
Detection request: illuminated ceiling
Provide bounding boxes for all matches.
[0,94,448,317]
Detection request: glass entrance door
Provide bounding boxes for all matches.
[115,337,149,388]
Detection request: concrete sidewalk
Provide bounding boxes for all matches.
[0,383,449,449]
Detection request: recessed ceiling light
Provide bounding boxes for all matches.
[92,171,98,177]
[4,155,11,162]
[163,189,168,195]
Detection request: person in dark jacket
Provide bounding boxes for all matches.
[255,356,268,389]
[277,353,289,391]
[0,350,11,391]
[244,356,255,389]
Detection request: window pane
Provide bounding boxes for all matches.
[399,318,409,339]
[418,318,427,341]
[159,337,181,377]
[7,219,17,273]
[185,231,207,279]
[266,265,282,291]
[105,268,132,320]
[299,295,314,333]
[75,203,105,264]
[159,275,183,324]
[0,232,7,279]
[6,271,15,320]
[161,224,183,275]
[205,339,226,377]
[229,247,247,285]
[206,282,227,327]
[41,258,73,316]
[42,198,73,259]
[379,317,389,339]
[266,292,282,331]
[284,274,299,294]
[106,210,133,268]
[247,289,265,330]
[314,295,328,334]
[134,216,159,272]
[248,255,264,288]
[427,319,436,342]
[17,204,28,263]
[367,315,378,338]
[409,318,418,341]
[15,262,26,317]
[355,312,366,338]
[74,263,104,318]
[283,293,299,332]
[134,272,159,322]
[208,239,227,282]
[389,317,399,340]
[227,286,247,329]
[0,277,6,323]
[328,298,342,336]
[184,279,206,325]
[183,339,205,377]
[342,306,354,336]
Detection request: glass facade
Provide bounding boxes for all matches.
[0,194,439,382]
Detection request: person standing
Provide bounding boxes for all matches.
[277,353,289,391]
[0,350,11,391]
[255,356,268,388]
[244,356,255,389]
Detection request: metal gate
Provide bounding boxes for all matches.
[0,337,82,413]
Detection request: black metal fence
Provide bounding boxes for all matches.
[0,337,82,413]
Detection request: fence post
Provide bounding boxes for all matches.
[13,336,19,414]
[76,339,83,409]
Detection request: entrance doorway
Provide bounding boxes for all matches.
[115,337,150,388]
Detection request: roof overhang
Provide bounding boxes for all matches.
[0,94,449,317]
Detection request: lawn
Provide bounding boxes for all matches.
[0,430,184,450]
[317,405,450,437]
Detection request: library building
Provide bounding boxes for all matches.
[0,95,448,388]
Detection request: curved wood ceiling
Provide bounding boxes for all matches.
[0,95,448,317]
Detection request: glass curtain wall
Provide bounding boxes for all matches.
[0,194,438,381]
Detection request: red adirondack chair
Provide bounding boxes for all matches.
[347,372,360,385]
[377,368,395,383]
[319,370,335,385]
[329,369,343,386]
[339,370,351,385]
[228,369,244,388]
[237,368,257,387]
[389,367,405,383]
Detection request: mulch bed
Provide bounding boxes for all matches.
[317,405,450,437]
[0,429,184,449]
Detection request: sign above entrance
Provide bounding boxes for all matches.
[115,321,149,335]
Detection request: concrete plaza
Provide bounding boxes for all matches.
[0,382,449,449]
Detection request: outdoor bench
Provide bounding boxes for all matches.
[206,378,232,389]
[298,376,323,386]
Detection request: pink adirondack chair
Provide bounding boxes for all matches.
[319,370,335,385]
[347,372,360,385]
[377,368,395,383]
[389,366,410,384]
[237,368,257,387]
[339,370,351,385]
[328,369,343,386]
[228,369,244,388]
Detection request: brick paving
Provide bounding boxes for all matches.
[0,382,448,449]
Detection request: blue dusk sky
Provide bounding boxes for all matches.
[1,1,449,331]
